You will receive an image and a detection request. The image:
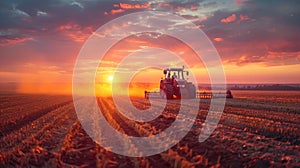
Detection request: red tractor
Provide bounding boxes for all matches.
[160,67,196,99]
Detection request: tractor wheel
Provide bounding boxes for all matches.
[187,84,196,99]
[165,84,174,99]
[179,88,189,99]
[160,89,166,99]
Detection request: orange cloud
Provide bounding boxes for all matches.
[237,14,255,23]
[239,14,250,21]
[58,23,93,42]
[156,2,200,13]
[119,3,150,9]
[224,50,300,67]
[220,14,237,23]
[190,5,198,11]
[266,51,300,65]
[157,2,171,7]
[0,37,33,46]
[110,9,125,15]
[59,24,72,30]
[214,37,224,42]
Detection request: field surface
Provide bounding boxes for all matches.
[0,91,299,167]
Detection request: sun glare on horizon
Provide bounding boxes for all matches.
[108,75,114,82]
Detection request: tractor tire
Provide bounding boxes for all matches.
[165,84,174,99]
[179,88,189,99]
[160,89,166,99]
[187,84,196,99]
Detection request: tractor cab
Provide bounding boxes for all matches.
[160,67,196,99]
[163,68,189,80]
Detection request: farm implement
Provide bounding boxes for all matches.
[144,67,233,99]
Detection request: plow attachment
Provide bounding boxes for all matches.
[144,90,233,99]
[144,91,161,99]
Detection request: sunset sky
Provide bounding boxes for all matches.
[0,0,299,94]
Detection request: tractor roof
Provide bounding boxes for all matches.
[164,68,184,71]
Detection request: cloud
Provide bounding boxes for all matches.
[109,9,125,15]
[237,14,255,23]
[0,37,33,46]
[0,29,18,37]
[70,1,84,9]
[37,11,48,17]
[213,37,224,42]
[220,13,237,23]
[235,0,253,5]
[265,51,300,65]
[230,51,300,66]
[104,2,151,15]
[58,23,93,42]
[11,6,30,18]
[119,3,151,9]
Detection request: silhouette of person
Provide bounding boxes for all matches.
[172,73,177,79]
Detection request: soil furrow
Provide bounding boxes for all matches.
[0,100,73,138]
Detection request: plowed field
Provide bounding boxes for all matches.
[0,91,299,167]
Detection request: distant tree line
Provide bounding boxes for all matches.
[230,84,300,91]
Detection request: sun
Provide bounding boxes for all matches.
[108,75,114,82]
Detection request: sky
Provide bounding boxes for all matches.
[0,0,299,94]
